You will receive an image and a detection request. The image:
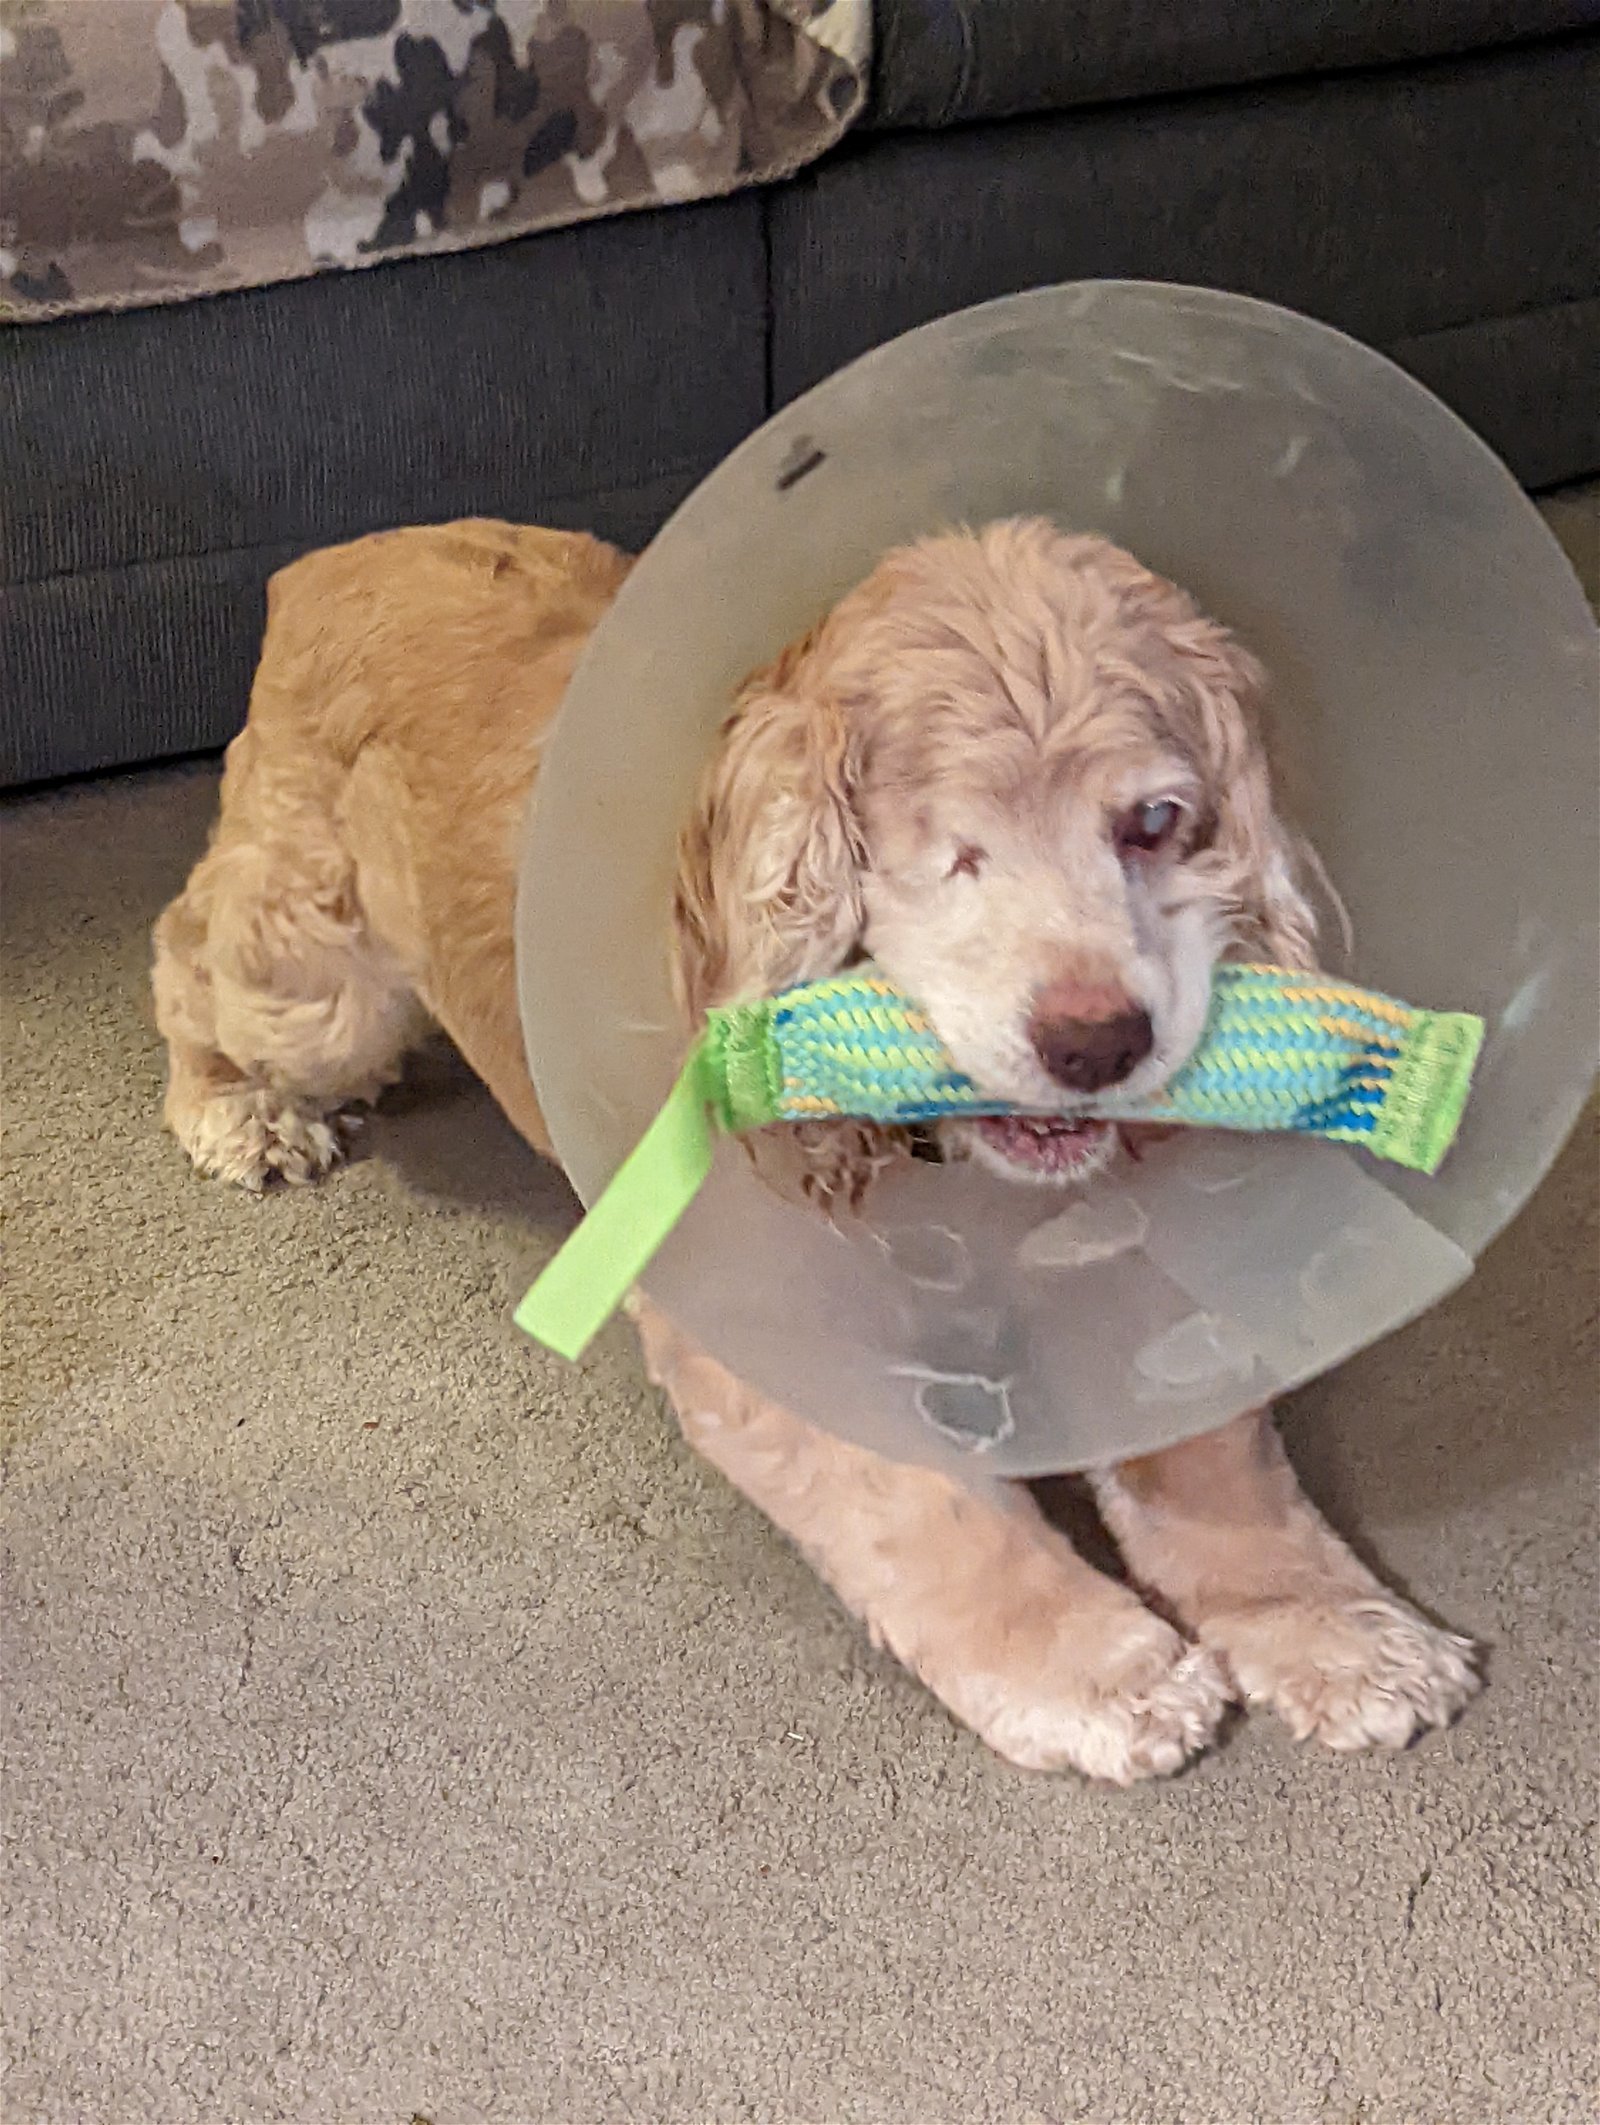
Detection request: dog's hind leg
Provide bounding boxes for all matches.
[153,760,422,1191]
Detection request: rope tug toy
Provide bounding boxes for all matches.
[517,964,1483,1360]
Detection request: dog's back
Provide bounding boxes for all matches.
[240,519,628,764]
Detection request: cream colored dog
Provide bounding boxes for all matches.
[153,517,1478,1782]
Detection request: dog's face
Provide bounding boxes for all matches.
[675,519,1316,1201]
[860,722,1232,1184]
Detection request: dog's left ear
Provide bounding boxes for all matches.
[672,627,867,1022]
[673,627,910,1215]
[1168,619,1319,969]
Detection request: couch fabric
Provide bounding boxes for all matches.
[773,38,1600,451]
[1,197,768,781]
[869,0,1596,127]
[2,8,1596,786]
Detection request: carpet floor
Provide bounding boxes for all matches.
[2,490,1596,2125]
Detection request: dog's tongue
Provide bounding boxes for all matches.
[974,1114,1113,1175]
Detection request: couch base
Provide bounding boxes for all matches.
[4,36,1595,786]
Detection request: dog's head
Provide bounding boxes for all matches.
[673,519,1316,1203]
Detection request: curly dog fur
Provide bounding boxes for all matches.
[153,518,1476,1780]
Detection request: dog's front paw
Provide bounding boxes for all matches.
[974,1612,1232,1784]
[175,1086,348,1192]
[1206,1594,1479,1752]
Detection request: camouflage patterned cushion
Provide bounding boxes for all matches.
[0,0,870,320]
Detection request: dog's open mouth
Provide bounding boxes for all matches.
[971,1114,1115,1177]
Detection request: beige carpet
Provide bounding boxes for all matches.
[3,491,1596,2125]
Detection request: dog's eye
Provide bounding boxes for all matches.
[946,842,987,880]
[1114,797,1184,857]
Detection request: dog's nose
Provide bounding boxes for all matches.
[1031,1006,1154,1093]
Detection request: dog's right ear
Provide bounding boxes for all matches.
[672,631,866,1022]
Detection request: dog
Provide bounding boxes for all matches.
[153,516,1478,1782]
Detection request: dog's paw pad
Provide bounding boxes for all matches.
[1213,1595,1479,1752]
[180,1088,348,1191]
[980,1617,1232,1784]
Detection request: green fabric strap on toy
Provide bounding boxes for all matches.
[516,962,1484,1361]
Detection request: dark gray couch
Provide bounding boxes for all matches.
[4,1,1596,787]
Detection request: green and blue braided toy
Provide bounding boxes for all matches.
[517,963,1484,1359]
